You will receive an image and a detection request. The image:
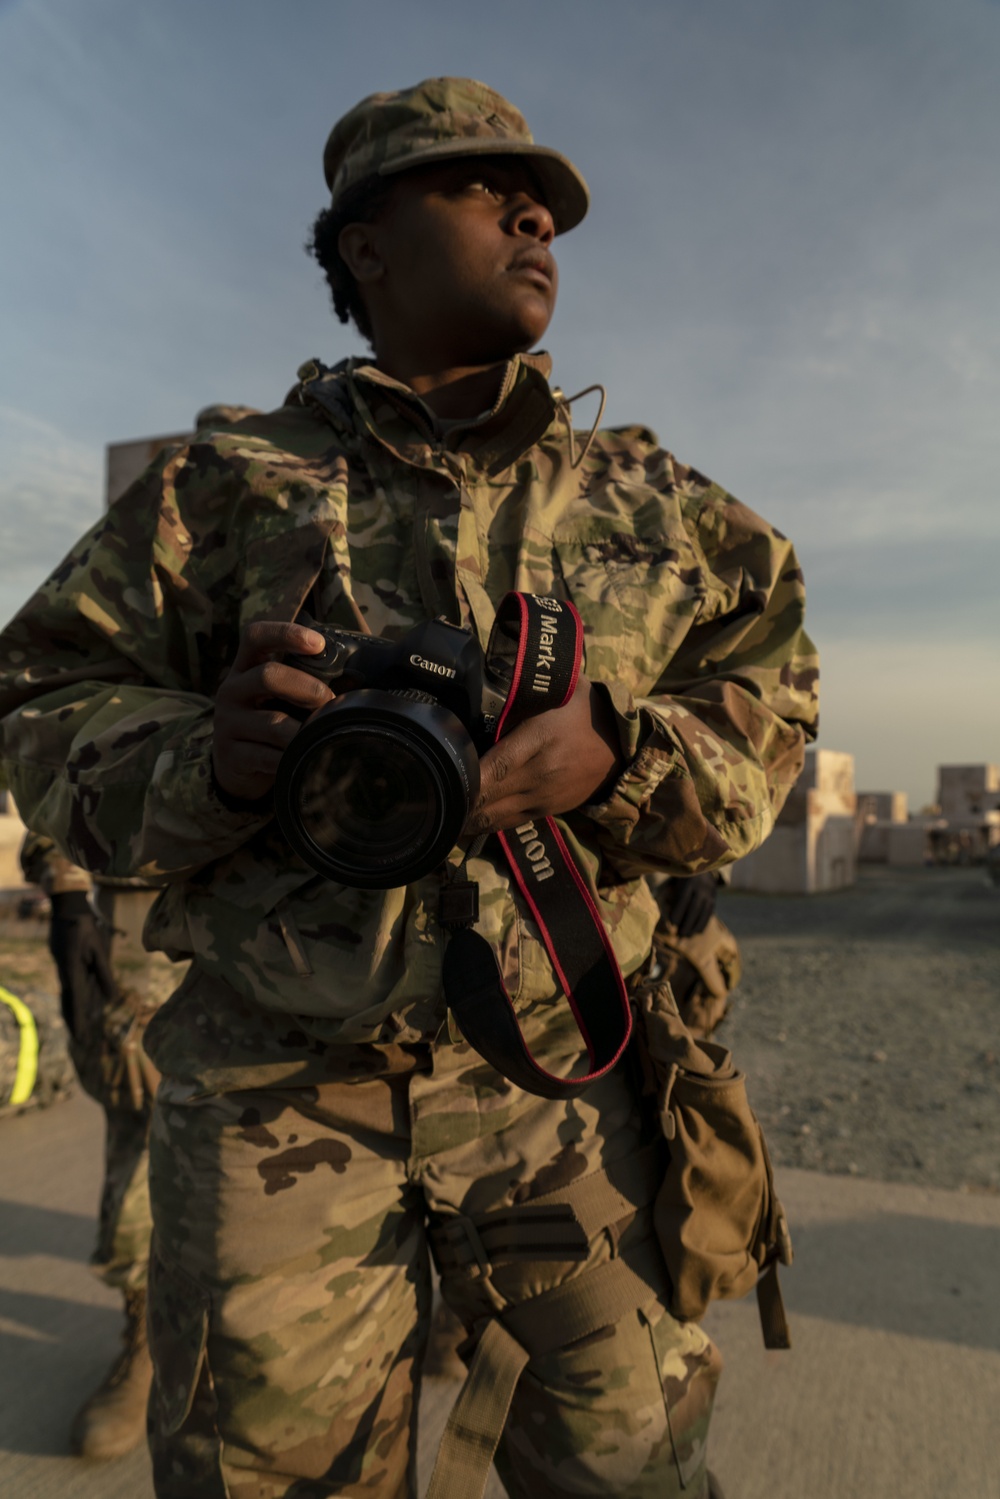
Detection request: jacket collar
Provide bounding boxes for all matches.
[299,351,558,477]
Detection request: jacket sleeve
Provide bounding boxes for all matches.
[0,444,272,883]
[584,460,819,878]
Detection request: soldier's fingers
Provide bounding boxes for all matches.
[465,770,552,836]
[476,720,547,799]
[256,661,334,711]
[216,708,306,752]
[231,621,326,674]
[219,660,333,713]
[471,757,535,831]
[222,742,284,783]
[464,789,547,836]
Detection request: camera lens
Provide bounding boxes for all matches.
[295,731,439,865]
[274,690,480,888]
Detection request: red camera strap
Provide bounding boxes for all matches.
[442,592,633,1099]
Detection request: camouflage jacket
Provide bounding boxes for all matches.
[0,352,818,1053]
[19,828,160,896]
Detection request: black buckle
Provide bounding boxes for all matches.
[438,880,480,931]
[432,1213,492,1280]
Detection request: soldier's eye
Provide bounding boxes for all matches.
[465,178,503,200]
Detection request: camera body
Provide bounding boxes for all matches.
[274,618,508,889]
[284,617,507,752]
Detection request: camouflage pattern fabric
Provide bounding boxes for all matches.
[323,76,590,235]
[0,351,818,1087]
[147,973,720,1499]
[21,833,187,1291]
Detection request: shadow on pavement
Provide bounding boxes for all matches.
[0,1199,95,1261]
[0,1290,121,1455]
[785,1213,1000,1351]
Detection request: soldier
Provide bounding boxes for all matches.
[13,405,250,1459]
[20,832,186,1458]
[0,78,817,1498]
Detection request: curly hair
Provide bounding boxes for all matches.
[306,178,396,345]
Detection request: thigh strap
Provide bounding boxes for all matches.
[425,1236,666,1499]
[426,1145,665,1499]
[430,1138,662,1278]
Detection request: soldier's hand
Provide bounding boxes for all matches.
[465,676,623,836]
[212,622,333,804]
[665,873,718,937]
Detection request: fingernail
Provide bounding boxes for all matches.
[303,630,326,651]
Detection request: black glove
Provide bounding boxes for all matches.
[48,892,117,1037]
[662,873,718,939]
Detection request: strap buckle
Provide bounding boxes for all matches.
[432,1213,493,1281]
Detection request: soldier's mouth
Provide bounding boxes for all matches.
[508,252,555,288]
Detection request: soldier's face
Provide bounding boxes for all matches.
[358,159,558,363]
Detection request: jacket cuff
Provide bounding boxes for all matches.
[141,720,275,869]
[583,683,673,829]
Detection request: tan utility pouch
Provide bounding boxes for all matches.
[632,975,792,1348]
[650,911,742,1039]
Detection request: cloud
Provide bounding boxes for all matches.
[0,406,103,589]
[817,637,1000,807]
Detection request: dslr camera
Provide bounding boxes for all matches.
[274,617,508,889]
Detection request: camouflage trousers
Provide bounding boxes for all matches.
[76,888,185,1292]
[146,982,721,1498]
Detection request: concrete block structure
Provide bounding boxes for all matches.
[858,791,908,825]
[730,748,857,894]
[885,822,934,866]
[858,790,911,863]
[930,766,1000,862]
[106,431,191,507]
[937,765,1000,821]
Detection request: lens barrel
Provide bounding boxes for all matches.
[274,689,480,889]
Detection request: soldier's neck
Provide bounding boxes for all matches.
[373,356,510,421]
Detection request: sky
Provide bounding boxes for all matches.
[1,0,998,809]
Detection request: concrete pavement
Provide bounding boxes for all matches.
[1,1088,997,1498]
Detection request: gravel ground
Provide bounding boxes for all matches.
[716,864,1000,1192]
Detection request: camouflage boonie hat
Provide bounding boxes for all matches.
[323,76,590,234]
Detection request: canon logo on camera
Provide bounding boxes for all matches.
[409,653,457,680]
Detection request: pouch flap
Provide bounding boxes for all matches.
[147,1245,210,1436]
[635,979,737,1081]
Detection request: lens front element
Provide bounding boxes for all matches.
[295,729,439,866]
[274,690,480,888]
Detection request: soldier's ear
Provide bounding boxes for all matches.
[338,223,386,287]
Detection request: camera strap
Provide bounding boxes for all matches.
[441,592,633,1100]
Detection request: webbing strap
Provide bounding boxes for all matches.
[755,1262,792,1350]
[443,591,633,1100]
[427,1241,664,1499]
[424,1317,529,1499]
[502,1239,664,1358]
[0,985,39,1107]
[527,1138,662,1238]
[431,1141,664,1277]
